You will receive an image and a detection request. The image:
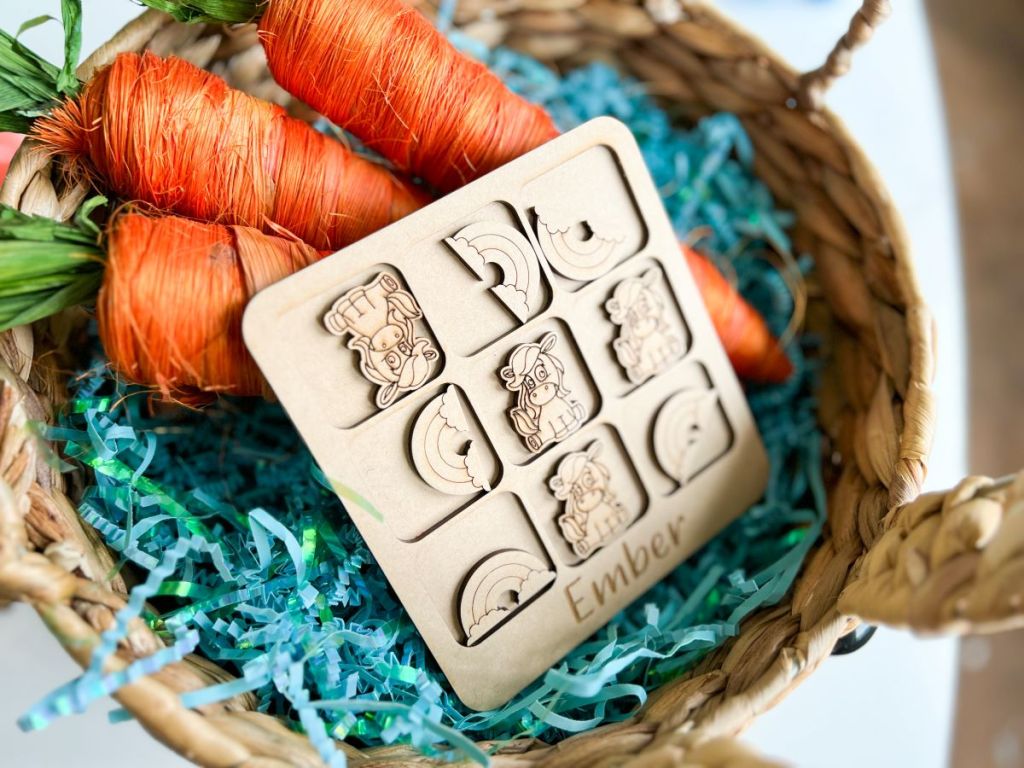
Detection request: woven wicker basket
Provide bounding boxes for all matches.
[1,2,1022,766]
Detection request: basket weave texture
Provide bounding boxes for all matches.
[1,2,1022,766]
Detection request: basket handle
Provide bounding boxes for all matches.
[798,0,892,110]
[838,471,1024,634]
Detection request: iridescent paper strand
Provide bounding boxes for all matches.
[22,54,822,767]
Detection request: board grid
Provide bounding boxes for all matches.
[244,118,768,709]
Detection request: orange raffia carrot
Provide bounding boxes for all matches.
[32,52,428,252]
[144,0,560,195]
[258,0,559,193]
[682,245,792,383]
[47,0,791,387]
[250,0,794,382]
[99,213,321,402]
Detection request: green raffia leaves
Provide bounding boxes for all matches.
[138,0,265,24]
[0,3,87,219]
[0,30,62,118]
[0,202,100,248]
[0,202,106,332]
[0,112,33,134]
[16,16,58,37]
[0,0,82,132]
[57,0,83,96]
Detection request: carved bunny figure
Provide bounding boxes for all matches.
[606,269,683,384]
[549,441,631,559]
[324,272,438,408]
[500,332,587,453]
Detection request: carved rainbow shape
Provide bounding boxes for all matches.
[411,385,491,496]
[534,206,625,281]
[459,549,555,645]
[653,388,718,485]
[445,221,541,323]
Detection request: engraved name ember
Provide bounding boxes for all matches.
[565,512,686,622]
[243,118,768,711]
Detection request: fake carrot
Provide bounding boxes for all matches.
[683,245,792,383]
[145,0,559,193]
[99,213,320,402]
[144,0,793,384]
[29,52,428,251]
[0,202,318,399]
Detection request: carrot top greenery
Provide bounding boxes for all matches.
[140,0,265,24]
[0,200,104,332]
[0,0,81,132]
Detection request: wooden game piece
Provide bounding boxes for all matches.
[323,271,438,408]
[500,332,588,453]
[445,221,542,322]
[606,268,685,384]
[653,388,719,485]
[534,204,625,281]
[459,549,556,645]
[244,118,768,710]
[410,385,491,496]
[549,440,634,559]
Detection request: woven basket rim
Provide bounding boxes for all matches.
[6,4,1012,768]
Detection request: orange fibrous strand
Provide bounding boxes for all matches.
[259,0,560,193]
[256,0,791,383]
[682,245,793,383]
[99,213,321,403]
[32,52,428,252]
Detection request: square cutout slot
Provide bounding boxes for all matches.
[413,492,555,646]
[525,423,649,566]
[523,144,647,290]
[346,383,501,542]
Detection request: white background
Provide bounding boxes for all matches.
[0,0,965,765]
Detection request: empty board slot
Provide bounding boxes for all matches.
[412,492,555,646]
[522,144,648,291]
[525,423,650,567]
[344,382,501,542]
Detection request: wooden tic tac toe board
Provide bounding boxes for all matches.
[244,118,768,709]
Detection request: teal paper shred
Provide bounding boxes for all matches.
[21,57,825,766]
[18,536,200,732]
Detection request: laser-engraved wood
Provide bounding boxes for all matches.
[653,388,720,485]
[606,268,685,384]
[323,271,439,408]
[459,549,556,645]
[500,332,588,453]
[549,440,634,559]
[411,385,492,496]
[534,205,625,281]
[445,221,542,322]
[244,118,768,710]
